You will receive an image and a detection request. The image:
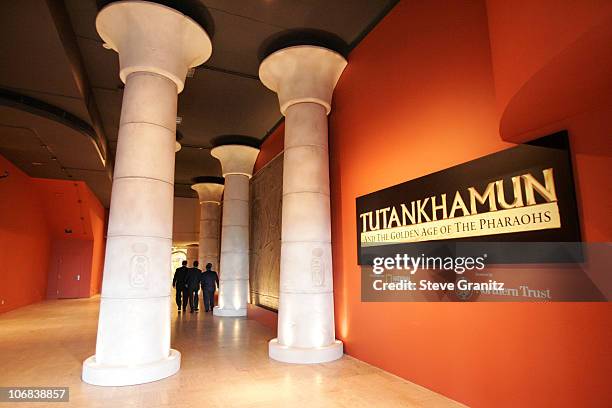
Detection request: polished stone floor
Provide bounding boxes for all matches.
[0,297,465,407]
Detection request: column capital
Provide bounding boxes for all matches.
[259,45,347,115]
[211,144,260,178]
[96,0,212,93]
[191,182,224,204]
[175,131,183,152]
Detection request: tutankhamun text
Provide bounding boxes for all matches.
[360,168,561,245]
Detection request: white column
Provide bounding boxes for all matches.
[82,1,211,386]
[186,247,199,264]
[210,145,259,317]
[259,45,347,363]
[191,182,224,271]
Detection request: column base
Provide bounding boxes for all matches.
[82,349,181,386]
[268,339,343,364]
[213,306,247,317]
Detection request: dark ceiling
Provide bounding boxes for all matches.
[0,0,398,207]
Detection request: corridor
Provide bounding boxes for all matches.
[1,1,609,406]
[0,298,464,407]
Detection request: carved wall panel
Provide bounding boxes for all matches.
[249,153,283,311]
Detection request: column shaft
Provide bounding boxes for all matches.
[89,72,179,377]
[198,201,222,270]
[186,247,199,264]
[215,174,250,315]
[277,102,336,348]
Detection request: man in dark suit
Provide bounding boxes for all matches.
[200,263,219,312]
[172,260,189,313]
[187,260,202,313]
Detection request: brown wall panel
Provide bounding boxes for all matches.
[249,153,283,311]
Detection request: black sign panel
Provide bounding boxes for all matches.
[356,131,582,264]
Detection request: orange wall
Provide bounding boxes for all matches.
[486,0,612,113]
[33,179,107,299]
[254,121,285,174]
[46,239,94,299]
[329,1,611,407]
[88,203,106,296]
[0,155,51,313]
[0,153,107,312]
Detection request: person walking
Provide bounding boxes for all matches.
[187,260,202,313]
[200,263,219,312]
[172,260,189,313]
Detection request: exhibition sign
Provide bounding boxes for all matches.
[356,131,582,265]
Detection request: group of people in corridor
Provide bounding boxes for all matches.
[172,261,219,313]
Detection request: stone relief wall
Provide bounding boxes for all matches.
[249,153,282,311]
